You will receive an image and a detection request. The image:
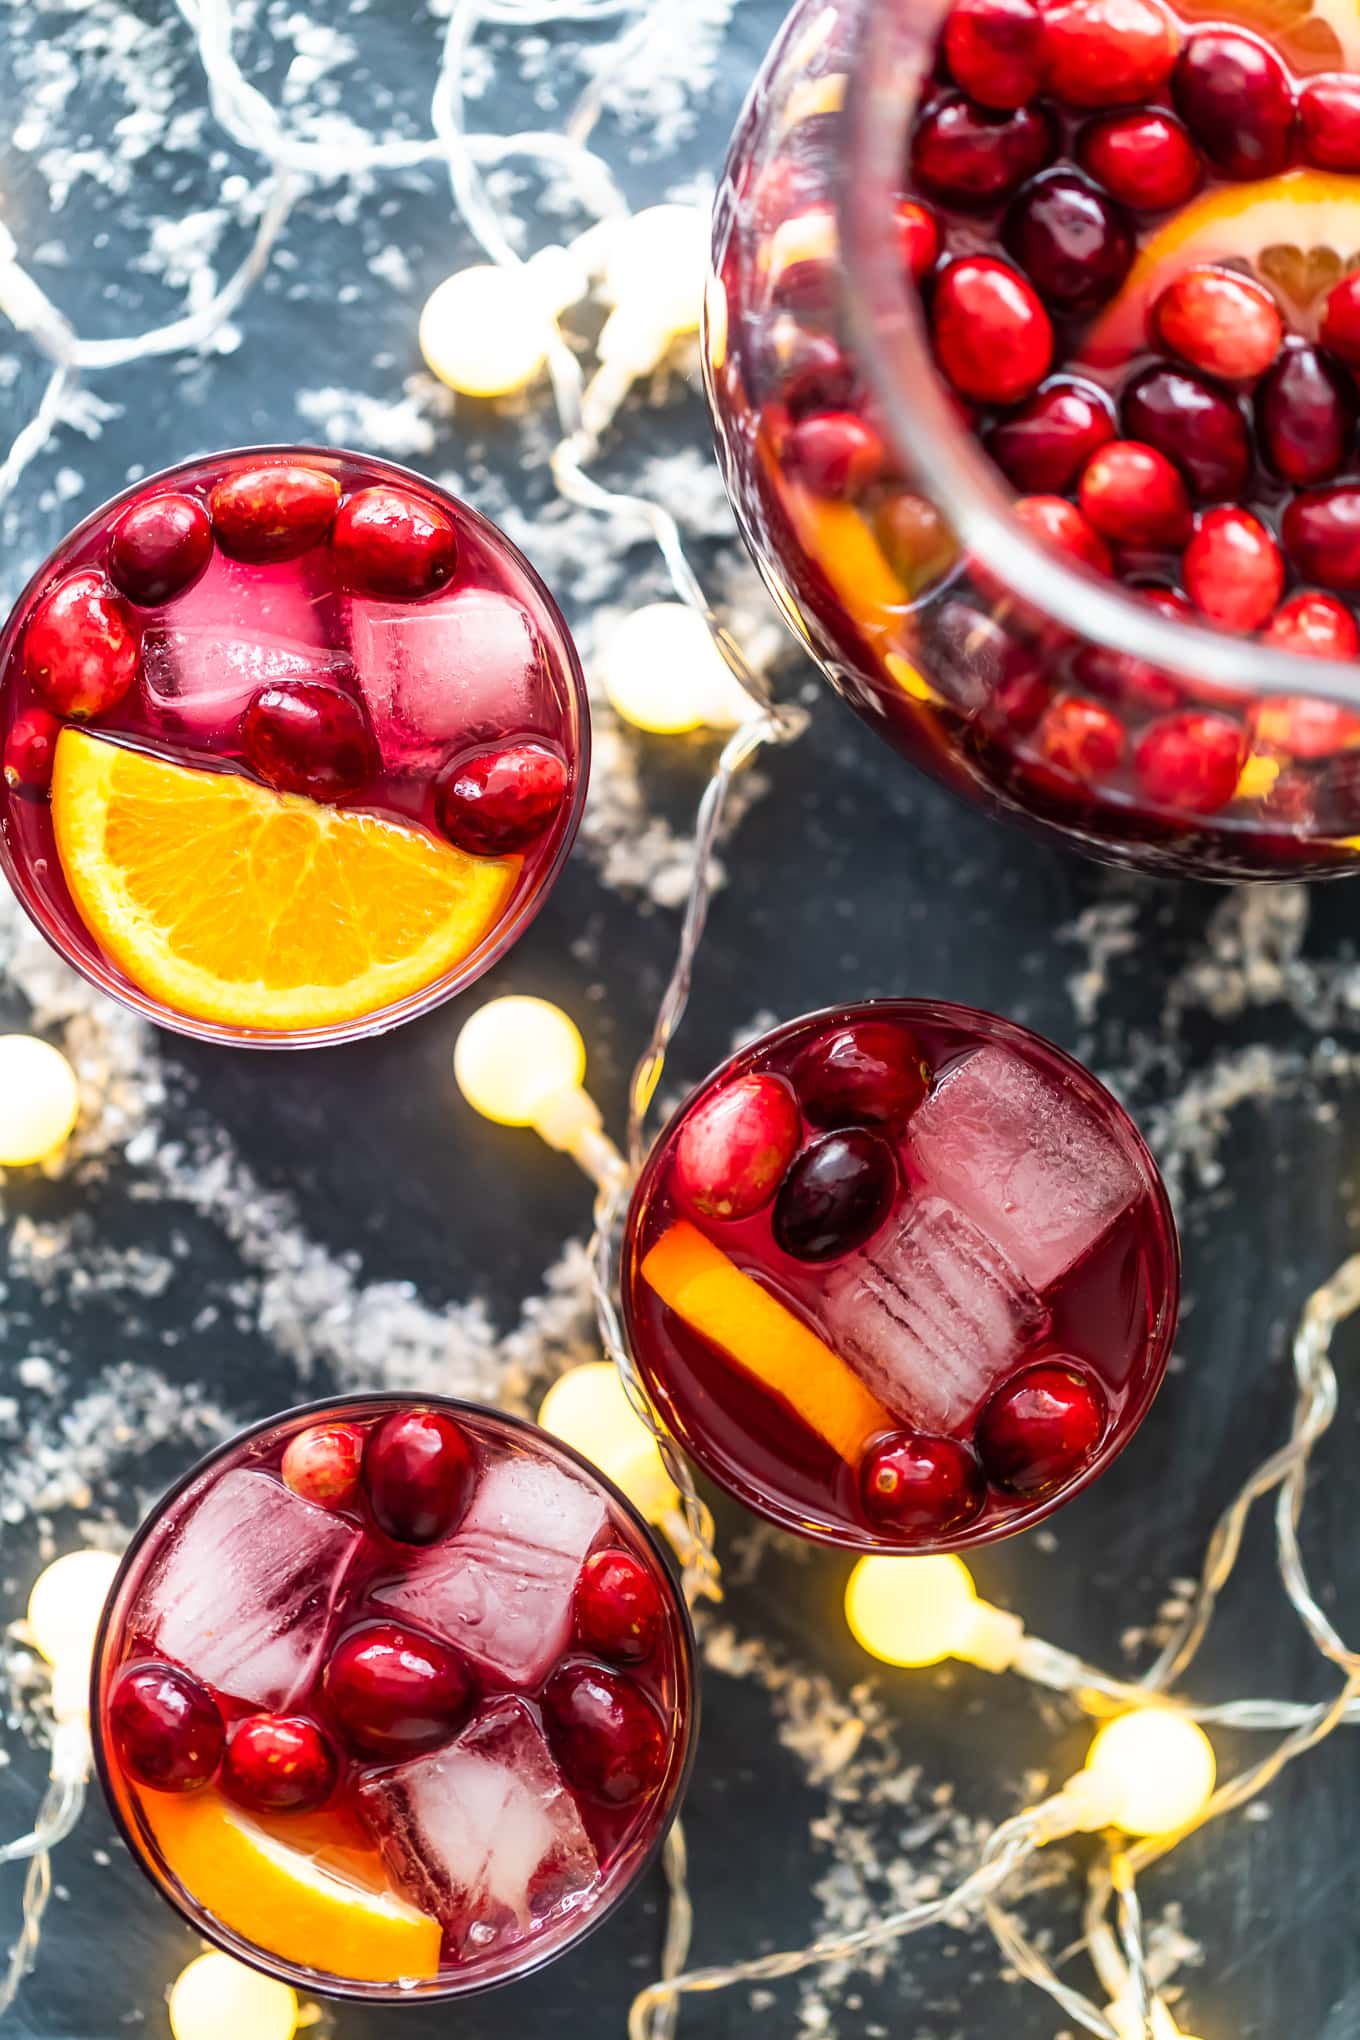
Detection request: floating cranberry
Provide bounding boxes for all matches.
[1035,695,1126,778]
[975,1361,1107,1494]
[575,1549,665,1662]
[1183,508,1284,633]
[1077,110,1201,210]
[895,199,940,282]
[911,95,1055,203]
[1079,440,1191,547]
[109,1660,225,1793]
[1003,170,1133,310]
[1043,0,1180,107]
[1153,266,1282,383]
[108,493,213,607]
[1300,74,1360,170]
[932,257,1053,403]
[222,1714,337,1813]
[1014,494,1113,574]
[363,1407,475,1545]
[1255,689,1360,758]
[210,463,341,562]
[987,378,1114,493]
[1073,585,1193,717]
[325,1623,472,1756]
[772,1129,897,1261]
[3,705,60,796]
[875,493,960,595]
[760,326,857,419]
[674,1072,801,1222]
[1263,591,1360,662]
[859,1432,985,1536]
[795,1020,929,1130]
[784,412,888,499]
[926,599,1044,708]
[332,487,457,600]
[1258,344,1356,486]
[241,680,378,803]
[24,571,137,720]
[943,0,1045,108]
[1173,30,1294,179]
[1283,487,1360,592]
[1320,273,1360,368]
[1121,367,1249,502]
[436,741,569,855]
[1134,709,1245,811]
[543,1661,668,1806]
[281,1422,363,1511]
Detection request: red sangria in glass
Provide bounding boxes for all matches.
[623,1002,1178,1548]
[0,448,587,1045]
[91,1397,694,2000]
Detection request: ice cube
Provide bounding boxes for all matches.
[145,1469,362,1709]
[356,1697,598,1956]
[141,628,358,738]
[372,1452,607,1688]
[908,1044,1142,1291]
[821,1194,1049,1431]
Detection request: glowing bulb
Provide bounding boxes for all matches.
[844,1554,1022,1672]
[1078,1710,1216,1837]
[601,204,708,339]
[454,995,586,1129]
[168,1953,297,2040]
[0,1035,79,1165]
[26,1549,120,1669]
[420,266,555,398]
[602,604,754,735]
[539,1363,678,1522]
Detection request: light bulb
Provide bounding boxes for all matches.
[602,603,754,735]
[168,1953,297,2040]
[601,204,708,340]
[1077,1710,1216,1837]
[419,266,555,398]
[454,996,586,1128]
[844,1554,1023,1672]
[26,1549,121,1669]
[0,1035,79,1165]
[539,1363,678,1522]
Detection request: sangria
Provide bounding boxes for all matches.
[91,1397,694,2000]
[708,0,1360,876]
[623,1002,1177,1548]
[0,449,587,1044]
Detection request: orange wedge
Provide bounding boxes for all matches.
[52,729,519,1032]
[143,1788,442,1983]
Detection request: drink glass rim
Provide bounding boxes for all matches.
[89,1389,699,2005]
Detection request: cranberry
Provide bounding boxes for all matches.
[241,680,378,803]
[1153,266,1282,383]
[943,0,1045,107]
[1035,694,1126,778]
[281,1423,363,1510]
[108,1660,225,1793]
[1255,689,1360,758]
[1173,30,1295,179]
[987,378,1114,493]
[795,1020,929,1130]
[895,199,940,281]
[875,493,960,595]
[24,571,137,720]
[222,1714,337,1813]
[989,665,1054,732]
[1078,441,1191,547]
[332,487,457,600]
[210,463,341,562]
[108,493,213,606]
[543,1661,668,1806]
[1014,494,1113,574]
[975,1361,1107,1494]
[926,599,1044,708]
[325,1623,472,1756]
[760,326,857,419]
[859,1432,985,1535]
[784,412,888,499]
[1262,591,1360,662]
[1134,709,1245,811]
[1320,273,1360,367]
[1183,508,1284,633]
[1258,343,1356,486]
[1003,170,1133,310]
[674,1072,801,1221]
[911,95,1055,204]
[932,257,1053,403]
[3,705,60,796]
[362,1408,475,1545]
[1121,367,1249,502]
[772,1129,897,1261]
[575,1549,665,1662]
[435,741,569,854]
[1300,74,1360,171]
[1283,487,1360,591]
[1077,110,1201,210]
[1073,586,1191,714]
[1043,0,1180,107]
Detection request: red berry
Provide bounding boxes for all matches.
[911,95,1055,203]
[210,462,341,563]
[1073,586,1189,715]
[435,740,569,855]
[794,1020,929,1130]
[1079,441,1192,547]
[1014,494,1113,573]
[281,1423,363,1510]
[332,487,457,600]
[24,571,137,720]
[1043,0,1180,108]
[1300,74,1360,171]
[768,204,838,315]
[760,327,857,418]
[3,705,61,796]
[325,1623,472,1756]
[783,412,888,499]
[543,1660,668,1805]
[875,493,960,595]
[108,493,213,607]
[1134,710,1245,811]
[108,1660,225,1793]
[859,1432,985,1535]
[943,0,1046,108]
[932,257,1053,403]
[975,1361,1107,1494]
[1003,170,1133,310]
[1254,687,1360,759]
[927,599,1045,706]
[1262,591,1360,662]
[1173,30,1295,180]
[241,680,378,803]
[1036,694,1126,778]
[1258,344,1356,485]
[1320,273,1360,367]
[575,1549,666,1662]
[674,1072,801,1221]
[772,1129,897,1261]
[1153,265,1282,382]
[362,1408,475,1545]
[1183,508,1284,633]
[1078,110,1201,210]
[895,199,940,281]
[987,378,1114,493]
[1121,367,1249,502]
[222,1714,337,1813]
[1283,487,1360,592]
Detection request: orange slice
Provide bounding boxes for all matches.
[641,1219,892,1462]
[143,1788,442,1983]
[52,729,519,1032]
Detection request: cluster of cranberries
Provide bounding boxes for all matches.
[109,1408,670,1828]
[3,459,567,858]
[671,1020,1107,1537]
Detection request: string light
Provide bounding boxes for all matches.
[843,1555,1023,1671]
[167,1953,297,2040]
[1069,1711,1217,1839]
[603,603,757,734]
[539,1362,679,1523]
[26,1550,120,1677]
[418,243,588,399]
[0,1035,79,1166]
